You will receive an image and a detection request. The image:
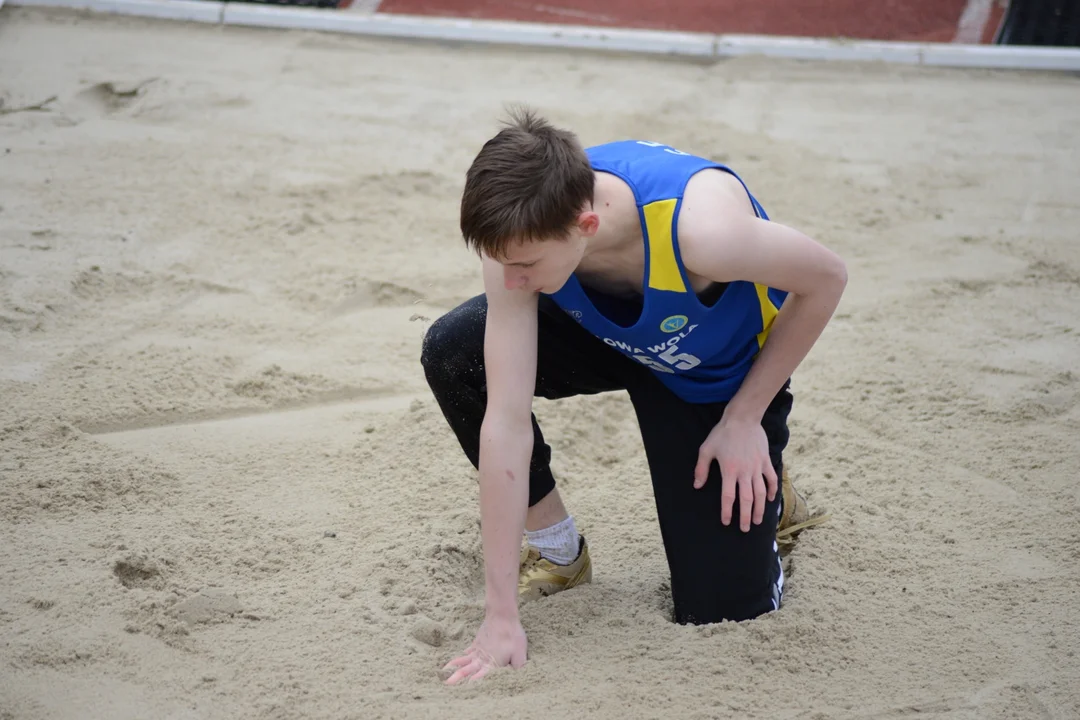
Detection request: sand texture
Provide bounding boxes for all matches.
[2,7,1079,719]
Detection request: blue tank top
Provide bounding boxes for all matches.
[546,140,787,404]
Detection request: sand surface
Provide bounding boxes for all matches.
[2,7,1079,719]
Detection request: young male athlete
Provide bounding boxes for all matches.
[421,107,847,685]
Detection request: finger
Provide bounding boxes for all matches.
[764,461,779,502]
[720,468,736,526]
[442,653,474,672]
[445,657,483,686]
[752,471,767,526]
[469,645,495,667]
[694,448,711,489]
[468,664,493,683]
[739,473,754,532]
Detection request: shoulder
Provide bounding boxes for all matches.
[674,173,847,293]
[676,169,759,265]
[681,168,757,224]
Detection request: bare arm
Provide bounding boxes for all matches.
[443,258,536,684]
[677,182,847,530]
[477,256,539,619]
[680,198,848,422]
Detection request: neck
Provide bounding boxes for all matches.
[583,172,636,259]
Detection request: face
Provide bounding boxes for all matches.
[499,212,598,294]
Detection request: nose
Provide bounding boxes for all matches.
[503,267,527,290]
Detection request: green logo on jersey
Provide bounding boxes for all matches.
[660,315,688,333]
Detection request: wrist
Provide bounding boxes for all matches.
[723,395,766,425]
[484,597,519,622]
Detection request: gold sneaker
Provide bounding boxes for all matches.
[777,467,829,550]
[518,535,592,601]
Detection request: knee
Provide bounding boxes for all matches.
[668,529,784,625]
[420,313,457,382]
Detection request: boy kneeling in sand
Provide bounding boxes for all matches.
[421,107,847,684]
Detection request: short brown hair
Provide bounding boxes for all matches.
[459,106,595,260]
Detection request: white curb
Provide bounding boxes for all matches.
[715,35,928,65]
[713,34,1080,70]
[7,0,1080,72]
[219,6,717,56]
[11,0,223,22]
[919,42,1080,70]
[10,0,93,8]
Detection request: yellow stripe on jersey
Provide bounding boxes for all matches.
[643,199,686,293]
[755,283,779,349]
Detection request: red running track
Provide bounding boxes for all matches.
[376,0,994,42]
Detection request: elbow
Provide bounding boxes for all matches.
[480,411,533,448]
[829,253,848,298]
[836,257,849,294]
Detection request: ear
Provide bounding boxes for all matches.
[577,210,600,236]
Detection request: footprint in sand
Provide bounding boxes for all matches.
[74,79,157,115]
[112,553,165,591]
[409,615,465,648]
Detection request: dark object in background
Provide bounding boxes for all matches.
[995,0,1080,46]
[225,0,344,7]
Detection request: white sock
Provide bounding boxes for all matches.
[525,515,580,566]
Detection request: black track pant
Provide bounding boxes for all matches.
[420,294,791,625]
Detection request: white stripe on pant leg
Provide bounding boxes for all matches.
[772,556,784,610]
[771,491,784,610]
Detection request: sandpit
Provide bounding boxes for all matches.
[1,7,1079,719]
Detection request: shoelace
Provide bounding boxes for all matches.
[518,549,546,593]
[776,513,831,547]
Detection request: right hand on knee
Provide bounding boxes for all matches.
[441,614,527,684]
